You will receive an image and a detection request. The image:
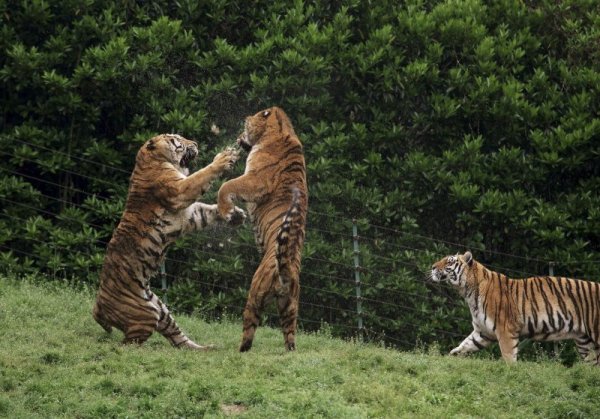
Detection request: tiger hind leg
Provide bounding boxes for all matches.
[239,300,263,352]
[239,262,274,352]
[277,293,299,351]
[579,335,600,366]
[153,293,214,351]
[92,301,113,333]
[123,324,154,345]
[575,335,598,362]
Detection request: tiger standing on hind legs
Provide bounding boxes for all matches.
[218,106,308,352]
[430,251,600,365]
[93,134,246,350]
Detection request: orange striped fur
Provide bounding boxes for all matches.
[218,107,308,351]
[93,134,244,349]
[431,251,600,364]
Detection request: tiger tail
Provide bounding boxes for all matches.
[274,187,306,351]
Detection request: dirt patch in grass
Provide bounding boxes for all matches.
[220,403,248,415]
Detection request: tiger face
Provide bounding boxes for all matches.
[237,107,279,152]
[430,251,473,287]
[144,134,198,175]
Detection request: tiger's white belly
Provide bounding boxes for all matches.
[472,296,585,342]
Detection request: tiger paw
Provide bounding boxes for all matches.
[184,341,217,351]
[449,347,462,356]
[228,206,246,226]
[220,204,243,223]
[213,146,240,172]
[197,344,217,351]
[239,339,253,352]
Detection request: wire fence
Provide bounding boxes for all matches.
[2,139,600,350]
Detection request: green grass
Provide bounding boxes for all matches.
[1,278,600,418]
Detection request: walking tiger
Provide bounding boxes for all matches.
[430,251,600,364]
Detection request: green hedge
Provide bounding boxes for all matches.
[1,0,599,353]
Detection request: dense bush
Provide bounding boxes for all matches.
[1,0,599,352]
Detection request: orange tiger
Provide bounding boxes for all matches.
[431,251,600,364]
[217,107,308,352]
[93,134,245,349]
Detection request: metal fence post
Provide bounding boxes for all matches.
[160,260,168,304]
[352,219,364,341]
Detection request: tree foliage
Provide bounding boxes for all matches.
[1,0,599,351]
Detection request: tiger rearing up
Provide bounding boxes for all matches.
[218,106,308,352]
[93,134,245,350]
[430,251,600,364]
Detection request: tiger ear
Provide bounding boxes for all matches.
[463,251,473,266]
[146,139,156,150]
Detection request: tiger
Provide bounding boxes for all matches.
[430,251,600,364]
[93,134,245,350]
[217,106,308,352]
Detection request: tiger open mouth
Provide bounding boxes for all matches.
[237,132,252,152]
[180,148,197,168]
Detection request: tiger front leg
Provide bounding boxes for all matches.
[217,175,267,222]
[497,332,519,363]
[450,330,495,356]
[173,147,240,208]
[184,203,246,233]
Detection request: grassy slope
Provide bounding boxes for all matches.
[1,278,599,418]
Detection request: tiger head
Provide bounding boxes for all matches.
[430,251,474,288]
[237,106,294,152]
[141,134,198,176]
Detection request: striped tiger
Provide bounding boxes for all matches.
[218,106,308,352]
[430,251,600,364]
[93,134,245,349]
